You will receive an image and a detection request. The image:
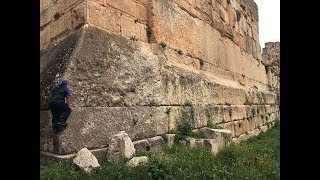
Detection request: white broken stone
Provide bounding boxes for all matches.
[73,148,100,173]
[126,156,149,167]
[107,131,135,162]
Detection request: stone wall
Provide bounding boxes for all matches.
[262,42,280,103]
[40,0,279,155]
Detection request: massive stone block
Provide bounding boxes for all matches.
[40,0,279,155]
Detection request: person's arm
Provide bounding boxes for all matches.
[65,88,71,105]
[66,96,71,105]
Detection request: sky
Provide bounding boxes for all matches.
[253,0,280,46]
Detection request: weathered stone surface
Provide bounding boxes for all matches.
[203,139,219,154]
[39,0,278,156]
[237,134,249,142]
[90,148,108,164]
[253,115,264,128]
[201,128,232,152]
[147,136,166,151]
[246,118,255,131]
[234,120,244,137]
[127,156,149,167]
[247,129,260,138]
[73,148,100,173]
[107,131,135,162]
[260,125,268,133]
[194,139,204,147]
[219,122,235,137]
[133,139,151,152]
[40,106,171,154]
[230,105,247,120]
[185,137,196,148]
[165,134,175,147]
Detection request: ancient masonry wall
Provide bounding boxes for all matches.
[262,42,280,93]
[40,0,279,155]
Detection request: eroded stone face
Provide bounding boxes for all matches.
[73,148,100,173]
[107,131,135,162]
[40,23,277,154]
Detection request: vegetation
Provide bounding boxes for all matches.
[41,122,280,180]
[159,41,167,48]
[236,10,242,22]
[130,36,138,41]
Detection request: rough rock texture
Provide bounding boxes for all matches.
[127,156,149,167]
[262,42,280,104]
[107,131,135,162]
[73,148,100,173]
[147,136,166,151]
[165,134,175,147]
[40,0,279,156]
[133,139,151,152]
[199,127,232,147]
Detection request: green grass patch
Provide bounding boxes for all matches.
[41,124,280,179]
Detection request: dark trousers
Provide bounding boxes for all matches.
[49,102,72,131]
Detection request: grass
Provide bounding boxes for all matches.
[41,122,280,180]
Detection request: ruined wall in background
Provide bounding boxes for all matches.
[262,42,280,103]
[40,0,279,155]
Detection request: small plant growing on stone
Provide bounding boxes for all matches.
[146,24,152,39]
[199,59,204,68]
[130,36,138,41]
[177,111,193,136]
[274,118,280,127]
[168,129,177,134]
[174,111,193,143]
[236,10,241,22]
[149,100,159,106]
[189,131,206,138]
[184,101,192,106]
[160,41,167,48]
[207,118,215,128]
[161,134,168,143]
[244,100,252,105]
[165,107,172,115]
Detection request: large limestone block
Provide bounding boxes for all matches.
[230,105,247,120]
[234,120,245,137]
[246,118,255,131]
[40,106,170,154]
[219,122,235,137]
[87,2,121,34]
[40,0,51,13]
[253,115,264,128]
[199,127,232,147]
[105,0,140,20]
[203,139,219,154]
[133,139,151,152]
[73,148,100,173]
[147,136,166,151]
[107,131,136,162]
[120,14,148,42]
[193,105,225,128]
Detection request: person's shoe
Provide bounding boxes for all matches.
[53,129,59,133]
[57,122,68,126]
